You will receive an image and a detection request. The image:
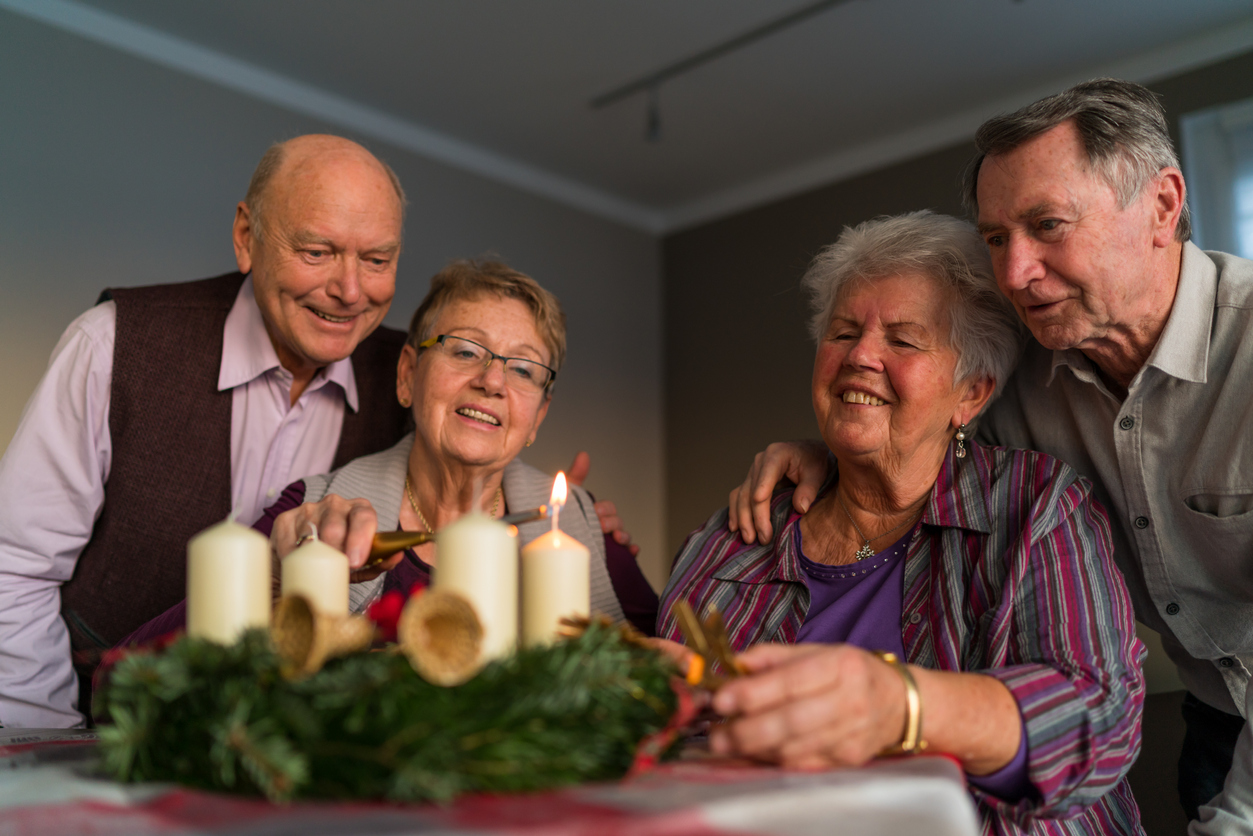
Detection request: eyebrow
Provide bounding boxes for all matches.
[977,200,1077,235]
[289,231,402,254]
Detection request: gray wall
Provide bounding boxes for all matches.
[661,48,1253,562]
[0,10,668,585]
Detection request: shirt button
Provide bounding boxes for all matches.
[1134,516,1149,529]
[1220,657,1236,669]
[909,613,922,624]
[1119,416,1135,430]
[1166,602,1180,615]
[266,488,278,500]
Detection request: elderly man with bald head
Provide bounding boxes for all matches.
[0,135,411,727]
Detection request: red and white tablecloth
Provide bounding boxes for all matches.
[0,729,979,835]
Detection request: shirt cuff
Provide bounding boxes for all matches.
[967,711,1035,802]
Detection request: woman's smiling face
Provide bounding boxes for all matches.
[398,293,551,470]
[812,273,989,473]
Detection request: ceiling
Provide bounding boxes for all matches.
[10,0,1253,232]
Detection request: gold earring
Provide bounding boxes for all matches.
[399,396,411,408]
[525,439,533,447]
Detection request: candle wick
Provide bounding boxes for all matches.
[551,506,560,534]
[305,522,319,542]
[226,504,243,524]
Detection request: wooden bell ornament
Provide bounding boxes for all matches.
[397,588,484,686]
[271,594,375,677]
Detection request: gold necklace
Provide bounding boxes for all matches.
[404,476,502,532]
[836,491,920,561]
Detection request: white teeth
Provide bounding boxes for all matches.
[457,407,500,426]
[310,309,352,323]
[843,391,886,406]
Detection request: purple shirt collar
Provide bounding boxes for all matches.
[217,275,359,411]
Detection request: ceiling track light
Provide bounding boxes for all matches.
[590,0,856,141]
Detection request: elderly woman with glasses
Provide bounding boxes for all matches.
[658,212,1145,835]
[126,258,657,640]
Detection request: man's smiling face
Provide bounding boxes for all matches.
[235,136,403,379]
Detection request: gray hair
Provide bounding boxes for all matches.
[802,211,1024,406]
[243,141,408,241]
[963,78,1190,241]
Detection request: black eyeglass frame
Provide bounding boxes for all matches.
[417,334,558,390]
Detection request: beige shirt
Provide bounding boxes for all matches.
[980,242,1253,716]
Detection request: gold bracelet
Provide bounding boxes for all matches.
[872,650,928,756]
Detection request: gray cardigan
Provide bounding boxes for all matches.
[302,433,625,622]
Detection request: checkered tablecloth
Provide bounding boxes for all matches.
[0,729,979,835]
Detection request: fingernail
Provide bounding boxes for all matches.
[712,690,737,715]
[799,499,810,513]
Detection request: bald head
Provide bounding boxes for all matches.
[243,135,406,243]
[231,134,407,399]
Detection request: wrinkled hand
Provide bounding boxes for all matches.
[567,450,640,556]
[709,644,905,770]
[270,494,404,583]
[727,440,831,544]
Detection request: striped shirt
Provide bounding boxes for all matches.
[659,441,1146,836]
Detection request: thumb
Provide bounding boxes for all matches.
[566,450,592,486]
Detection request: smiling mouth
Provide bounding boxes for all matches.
[457,407,501,426]
[309,308,354,324]
[843,391,886,406]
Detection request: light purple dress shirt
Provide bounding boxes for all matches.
[0,277,358,727]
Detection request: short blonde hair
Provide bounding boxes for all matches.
[407,258,567,376]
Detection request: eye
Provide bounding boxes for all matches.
[508,363,536,382]
[984,234,1004,248]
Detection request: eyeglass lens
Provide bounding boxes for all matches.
[438,336,551,391]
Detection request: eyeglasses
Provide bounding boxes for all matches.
[418,335,557,393]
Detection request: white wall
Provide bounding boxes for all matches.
[0,10,668,585]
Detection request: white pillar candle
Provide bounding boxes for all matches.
[281,528,349,616]
[434,512,518,661]
[186,519,271,644]
[521,528,589,647]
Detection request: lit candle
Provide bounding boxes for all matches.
[521,472,590,647]
[281,525,349,616]
[186,517,271,644]
[434,504,518,661]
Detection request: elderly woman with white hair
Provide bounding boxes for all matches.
[658,212,1146,835]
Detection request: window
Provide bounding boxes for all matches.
[1181,96,1253,257]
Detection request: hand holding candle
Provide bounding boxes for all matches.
[521,472,590,647]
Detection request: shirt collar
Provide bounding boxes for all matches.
[1142,241,1214,384]
[1044,241,1214,388]
[217,275,360,411]
[713,446,991,587]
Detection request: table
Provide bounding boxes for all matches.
[0,729,979,835]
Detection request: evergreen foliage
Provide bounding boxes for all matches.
[97,622,680,802]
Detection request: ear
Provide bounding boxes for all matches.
[1149,167,1186,249]
[396,344,418,407]
[953,375,996,428]
[232,202,255,275]
[528,395,552,447]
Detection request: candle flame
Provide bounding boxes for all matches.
[550,472,567,533]
[550,472,568,508]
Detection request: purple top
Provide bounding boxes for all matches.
[120,479,659,647]
[791,513,1031,802]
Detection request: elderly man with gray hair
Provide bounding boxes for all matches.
[732,78,1253,827]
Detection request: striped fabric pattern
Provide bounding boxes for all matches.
[660,441,1146,836]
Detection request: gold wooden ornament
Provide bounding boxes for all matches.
[271,594,375,678]
[397,588,484,686]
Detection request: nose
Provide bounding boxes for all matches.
[326,258,363,307]
[471,354,508,396]
[997,233,1043,293]
[843,333,884,371]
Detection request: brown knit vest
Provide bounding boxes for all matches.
[61,272,408,719]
